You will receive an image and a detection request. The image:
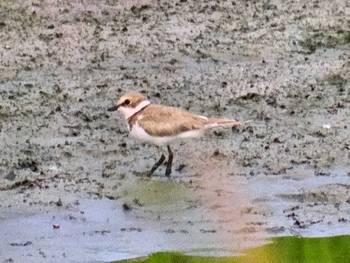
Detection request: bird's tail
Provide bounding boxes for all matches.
[204,118,251,129]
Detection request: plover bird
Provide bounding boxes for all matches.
[108,92,248,176]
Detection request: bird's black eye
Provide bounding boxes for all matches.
[124,99,130,105]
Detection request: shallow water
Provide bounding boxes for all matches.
[1,171,349,262]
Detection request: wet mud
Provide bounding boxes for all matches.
[0,1,349,262]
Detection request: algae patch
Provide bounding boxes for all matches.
[115,235,350,263]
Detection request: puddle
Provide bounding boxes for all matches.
[246,172,350,237]
[1,170,349,262]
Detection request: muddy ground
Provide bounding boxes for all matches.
[0,0,350,262]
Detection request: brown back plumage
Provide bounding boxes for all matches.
[129,104,247,137]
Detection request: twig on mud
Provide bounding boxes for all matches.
[63,124,81,129]
[0,178,44,191]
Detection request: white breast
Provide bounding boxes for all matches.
[129,121,204,146]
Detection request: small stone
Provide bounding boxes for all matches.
[5,171,16,181]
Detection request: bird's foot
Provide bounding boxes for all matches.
[165,167,172,177]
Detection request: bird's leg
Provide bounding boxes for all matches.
[149,154,166,175]
[165,145,173,176]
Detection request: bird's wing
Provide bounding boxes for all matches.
[205,117,250,127]
[137,105,207,137]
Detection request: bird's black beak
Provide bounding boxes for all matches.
[107,105,119,112]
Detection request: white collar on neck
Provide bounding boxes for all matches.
[122,100,151,119]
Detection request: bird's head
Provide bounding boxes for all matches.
[108,92,150,119]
